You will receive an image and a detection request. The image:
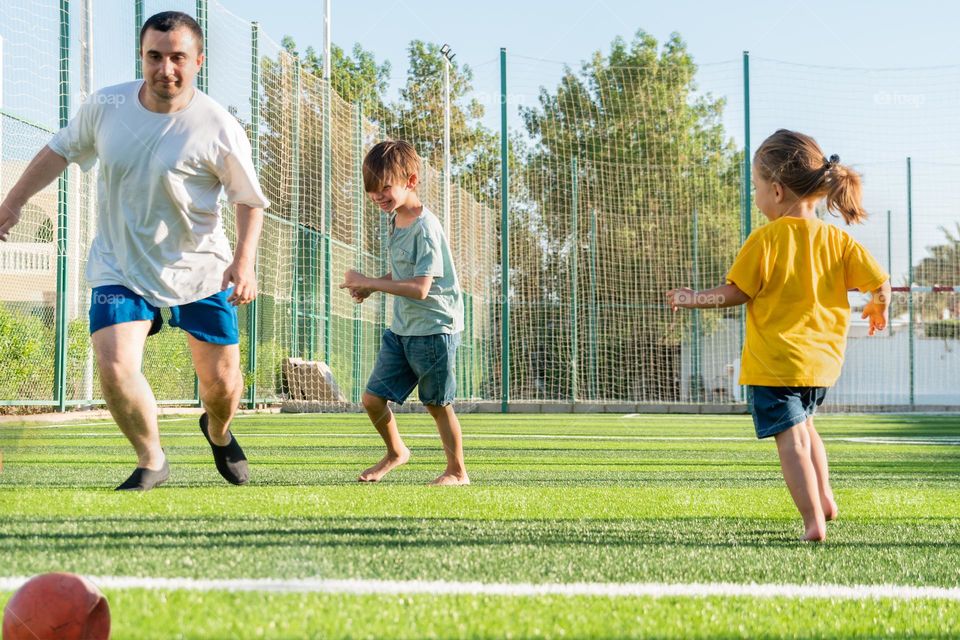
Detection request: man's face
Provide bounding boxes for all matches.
[140,27,203,101]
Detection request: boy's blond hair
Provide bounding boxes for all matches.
[362,140,421,192]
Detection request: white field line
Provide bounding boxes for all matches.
[0,577,959,601]
[15,432,960,445]
[14,432,757,441]
[842,437,960,446]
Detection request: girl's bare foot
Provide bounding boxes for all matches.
[429,472,470,486]
[822,496,839,521]
[358,447,410,482]
[803,522,827,542]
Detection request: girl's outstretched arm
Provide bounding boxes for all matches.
[861,280,891,336]
[666,284,750,311]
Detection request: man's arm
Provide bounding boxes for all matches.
[0,146,69,241]
[221,203,264,305]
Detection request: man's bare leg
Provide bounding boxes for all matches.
[92,321,163,470]
[426,403,469,486]
[188,336,248,485]
[806,416,838,520]
[188,336,242,445]
[358,392,410,482]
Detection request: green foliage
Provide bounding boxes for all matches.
[925,319,960,339]
[893,222,960,321]
[513,31,742,400]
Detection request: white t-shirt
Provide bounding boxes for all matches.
[48,80,270,307]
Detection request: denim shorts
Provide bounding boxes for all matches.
[89,285,239,345]
[747,385,827,439]
[365,329,459,406]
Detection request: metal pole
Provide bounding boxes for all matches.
[886,209,892,280]
[352,104,364,403]
[588,205,598,400]
[134,0,143,79]
[739,50,751,404]
[290,56,302,357]
[692,207,701,402]
[246,21,261,409]
[499,47,510,413]
[570,157,579,402]
[907,158,914,407]
[742,51,751,238]
[443,50,451,240]
[54,0,70,412]
[321,80,333,364]
[195,0,208,93]
[323,0,331,82]
[81,0,96,406]
[322,22,333,365]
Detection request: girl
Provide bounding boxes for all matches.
[667,129,891,541]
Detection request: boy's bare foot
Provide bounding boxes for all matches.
[358,447,410,482]
[429,472,470,486]
[802,522,827,542]
[822,496,839,521]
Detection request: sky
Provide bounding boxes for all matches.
[218,0,959,283]
[2,0,960,283]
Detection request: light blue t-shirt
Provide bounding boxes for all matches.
[388,207,464,336]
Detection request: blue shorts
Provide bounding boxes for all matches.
[89,285,239,345]
[365,329,459,406]
[747,386,827,439]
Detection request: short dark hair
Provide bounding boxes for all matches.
[140,11,204,54]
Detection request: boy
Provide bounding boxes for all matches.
[339,140,468,486]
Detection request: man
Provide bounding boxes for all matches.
[0,11,269,491]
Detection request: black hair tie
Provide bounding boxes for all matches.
[823,154,840,168]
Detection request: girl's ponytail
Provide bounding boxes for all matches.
[823,157,868,224]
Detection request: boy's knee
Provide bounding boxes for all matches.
[362,392,386,412]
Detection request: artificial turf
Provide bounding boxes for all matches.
[1,412,959,638]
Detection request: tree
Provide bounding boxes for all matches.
[516,30,743,401]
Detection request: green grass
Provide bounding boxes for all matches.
[2,412,960,638]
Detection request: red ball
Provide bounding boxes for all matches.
[3,573,110,640]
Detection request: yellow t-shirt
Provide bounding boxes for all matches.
[726,217,888,387]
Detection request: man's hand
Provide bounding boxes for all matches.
[0,199,23,242]
[666,288,696,312]
[862,299,888,336]
[221,259,258,305]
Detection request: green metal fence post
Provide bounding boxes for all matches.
[691,207,701,403]
[379,219,388,329]
[134,0,143,79]
[742,51,751,238]
[739,50,751,404]
[195,0,208,93]
[570,156,579,402]
[352,105,364,403]
[499,47,510,413]
[588,206,598,401]
[907,158,915,407]
[290,56,302,357]
[54,0,70,412]
[246,21,261,409]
